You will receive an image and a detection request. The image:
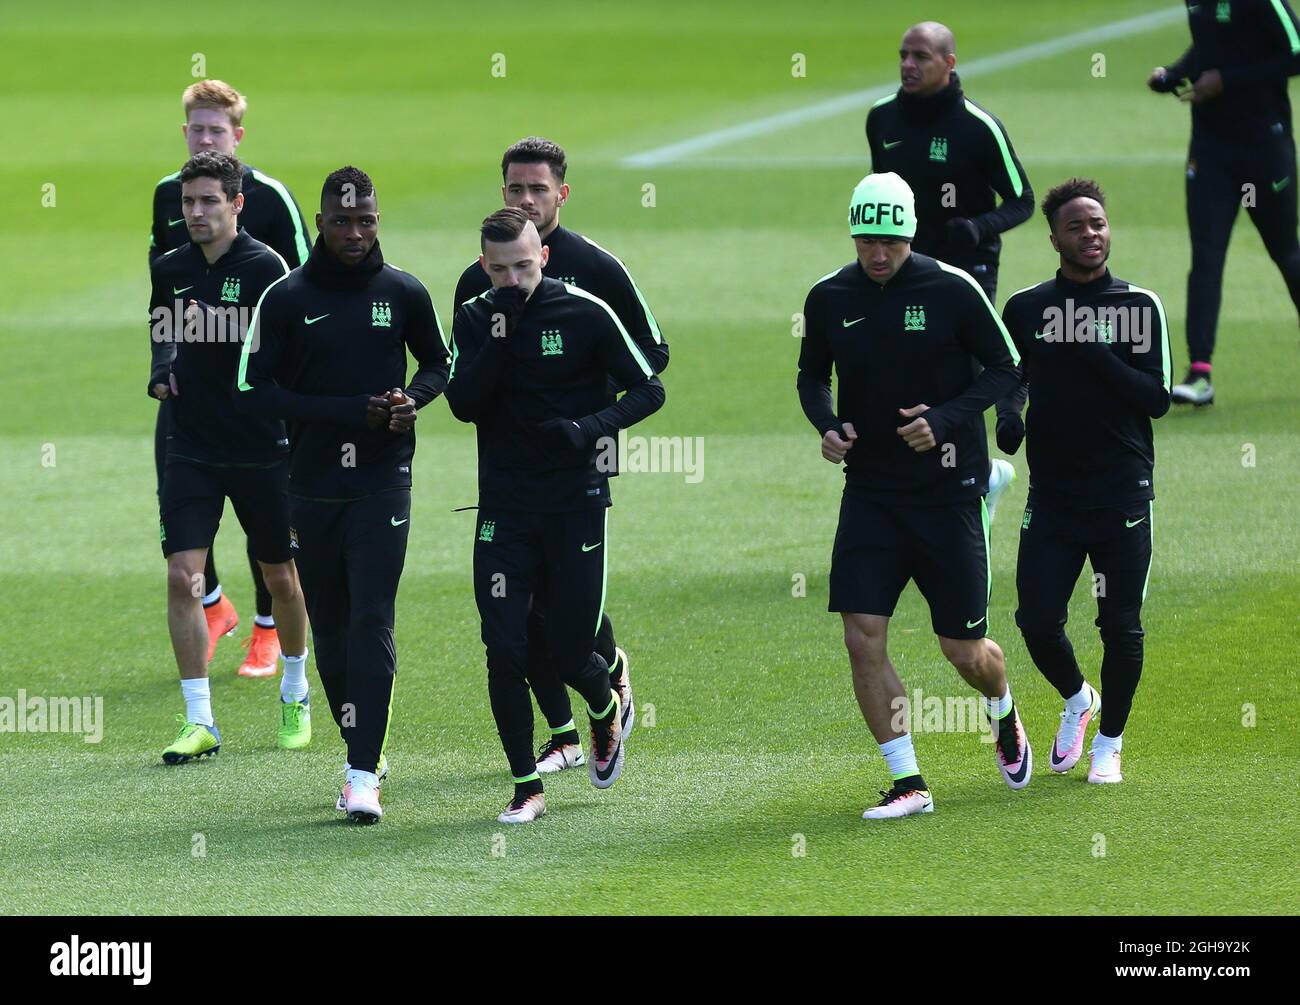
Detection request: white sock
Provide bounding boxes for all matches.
[180,677,214,726]
[1066,681,1093,713]
[254,614,276,629]
[985,686,1012,721]
[202,584,222,606]
[879,734,920,781]
[1093,731,1122,755]
[280,652,309,703]
[346,768,378,790]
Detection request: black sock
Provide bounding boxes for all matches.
[551,728,580,747]
[994,701,1020,761]
[893,773,927,793]
[514,778,543,802]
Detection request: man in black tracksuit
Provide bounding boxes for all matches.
[149,79,314,671]
[866,21,1033,302]
[149,152,311,764]
[236,166,450,823]
[797,172,1027,821]
[1149,0,1300,406]
[453,138,667,772]
[996,178,1171,785]
[445,208,664,825]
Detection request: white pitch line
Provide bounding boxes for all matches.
[621,5,1186,169]
[644,152,1186,170]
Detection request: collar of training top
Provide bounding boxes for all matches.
[896,71,964,122]
[302,235,385,288]
[1053,267,1113,296]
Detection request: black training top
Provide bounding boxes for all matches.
[998,269,1171,509]
[797,252,1020,504]
[148,230,290,466]
[445,277,665,513]
[236,238,450,500]
[866,73,1033,271]
[1164,0,1300,142]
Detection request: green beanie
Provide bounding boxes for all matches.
[848,172,917,240]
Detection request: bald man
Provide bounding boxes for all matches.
[866,22,1033,303]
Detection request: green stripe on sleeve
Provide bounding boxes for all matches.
[251,169,311,265]
[580,235,663,345]
[1128,284,1172,391]
[1271,0,1300,53]
[963,100,1024,198]
[936,260,1021,365]
[563,284,654,377]
[237,273,290,391]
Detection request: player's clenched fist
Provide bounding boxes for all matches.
[896,404,935,452]
[821,422,857,463]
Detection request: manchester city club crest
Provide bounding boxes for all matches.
[371,301,392,327]
[903,305,927,332]
[220,277,240,303]
[540,329,564,356]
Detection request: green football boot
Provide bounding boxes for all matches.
[278,697,312,750]
[162,714,221,764]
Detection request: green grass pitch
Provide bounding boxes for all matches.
[0,0,1296,914]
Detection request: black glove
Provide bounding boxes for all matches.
[995,412,1025,456]
[945,216,981,252]
[1148,69,1184,94]
[488,284,528,336]
[537,417,594,456]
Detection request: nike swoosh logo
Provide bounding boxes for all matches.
[304,314,330,325]
[1006,747,1030,784]
[842,317,866,328]
[966,616,986,629]
[168,218,186,227]
[581,542,602,552]
[1125,517,1146,527]
[1273,177,1291,192]
[172,286,193,296]
[390,517,408,526]
[883,140,903,150]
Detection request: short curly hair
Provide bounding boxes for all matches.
[1042,177,1106,230]
[321,166,375,208]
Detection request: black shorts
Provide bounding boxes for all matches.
[159,457,291,563]
[829,492,990,639]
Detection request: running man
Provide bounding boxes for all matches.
[150,152,311,764]
[996,178,1171,783]
[1149,0,1300,406]
[445,208,664,824]
[237,166,450,823]
[796,172,1027,820]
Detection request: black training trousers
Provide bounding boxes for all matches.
[1014,496,1153,739]
[473,507,613,779]
[1185,129,1300,366]
[290,489,411,774]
